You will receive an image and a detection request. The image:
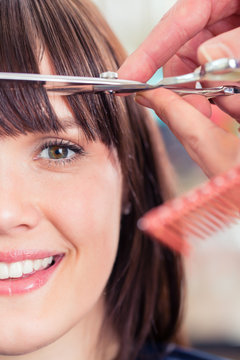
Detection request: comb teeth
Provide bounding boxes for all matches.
[138,166,240,255]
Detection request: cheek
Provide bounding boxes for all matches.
[44,165,122,250]
[36,156,123,292]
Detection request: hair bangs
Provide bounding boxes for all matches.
[0,83,66,136]
[0,0,127,145]
[0,0,64,136]
[29,0,128,147]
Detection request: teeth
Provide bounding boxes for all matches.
[23,260,33,274]
[33,259,41,271]
[0,256,53,280]
[0,264,8,280]
[9,262,22,278]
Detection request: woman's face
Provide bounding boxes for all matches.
[0,56,123,355]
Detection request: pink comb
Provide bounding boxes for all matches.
[138,165,240,255]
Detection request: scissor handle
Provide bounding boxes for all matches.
[166,86,239,98]
[201,58,240,81]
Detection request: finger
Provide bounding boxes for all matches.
[208,0,240,25]
[183,95,212,118]
[213,94,240,122]
[118,0,212,81]
[198,27,240,63]
[198,27,240,119]
[163,15,240,79]
[119,0,239,82]
[208,14,240,35]
[135,88,240,177]
[164,29,213,78]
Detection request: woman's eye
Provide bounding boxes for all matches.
[40,145,76,160]
[35,140,85,167]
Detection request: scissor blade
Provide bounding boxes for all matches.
[44,81,152,94]
[92,83,154,93]
[0,72,144,86]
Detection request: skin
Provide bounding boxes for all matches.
[119,0,240,178]
[0,54,121,360]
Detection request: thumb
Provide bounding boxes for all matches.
[198,27,240,121]
[198,27,240,63]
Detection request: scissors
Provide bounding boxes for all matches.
[0,57,239,99]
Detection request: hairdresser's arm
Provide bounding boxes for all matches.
[118,0,240,177]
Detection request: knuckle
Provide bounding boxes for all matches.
[153,92,180,122]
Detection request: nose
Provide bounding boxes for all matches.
[0,170,41,235]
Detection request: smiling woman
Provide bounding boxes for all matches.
[0,1,183,360]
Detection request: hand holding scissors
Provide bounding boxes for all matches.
[119,0,240,178]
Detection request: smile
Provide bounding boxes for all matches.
[0,253,64,296]
[0,256,53,280]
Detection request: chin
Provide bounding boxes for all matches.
[0,345,40,357]
[0,341,43,356]
[0,327,61,356]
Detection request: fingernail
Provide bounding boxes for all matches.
[198,42,234,62]
[135,94,152,108]
[137,217,149,231]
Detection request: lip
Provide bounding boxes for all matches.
[0,253,64,296]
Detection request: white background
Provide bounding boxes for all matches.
[92,0,176,53]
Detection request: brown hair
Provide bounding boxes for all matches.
[0,0,184,359]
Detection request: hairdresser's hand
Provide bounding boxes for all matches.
[118,0,240,177]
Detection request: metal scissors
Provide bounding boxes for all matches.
[0,57,239,98]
